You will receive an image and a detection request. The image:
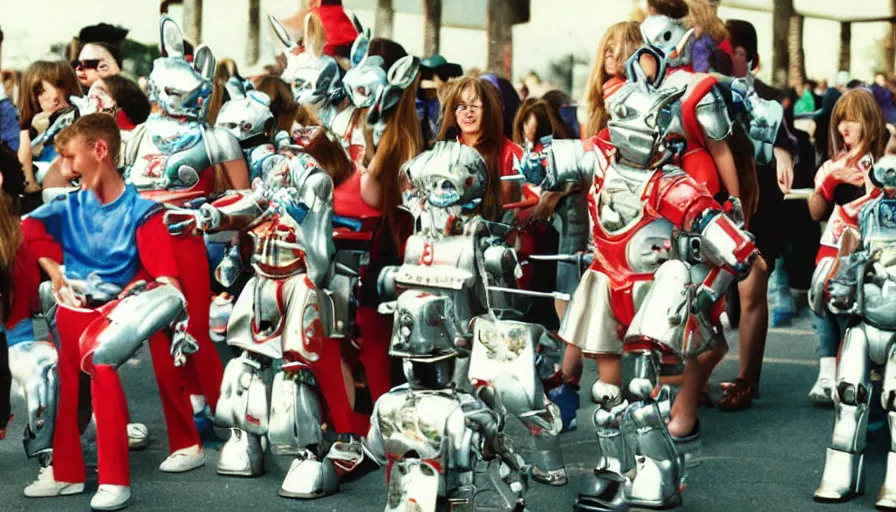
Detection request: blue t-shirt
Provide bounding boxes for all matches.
[28,185,161,287]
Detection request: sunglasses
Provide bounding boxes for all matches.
[71,59,102,70]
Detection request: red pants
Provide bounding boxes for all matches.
[52,306,199,486]
[171,235,223,413]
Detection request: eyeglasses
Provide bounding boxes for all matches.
[71,59,102,70]
[455,103,483,114]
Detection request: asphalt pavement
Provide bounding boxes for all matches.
[0,308,887,512]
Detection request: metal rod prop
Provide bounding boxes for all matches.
[487,286,571,302]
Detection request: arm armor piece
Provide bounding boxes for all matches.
[518,137,594,190]
[203,124,246,164]
[695,87,733,141]
[8,341,58,458]
[692,209,758,277]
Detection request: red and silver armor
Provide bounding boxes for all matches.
[519,52,758,510]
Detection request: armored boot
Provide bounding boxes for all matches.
[279,448,340,499]
[815,448,864,501]
[575,388,629,512]
[217,429,265,477]
[623,402,683,509]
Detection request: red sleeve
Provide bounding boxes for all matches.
[21,217,63,264]
[5,244,41,329]
[136,214,181,281]
[500,139,523,177]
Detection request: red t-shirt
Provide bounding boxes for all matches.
[313,5,359,56]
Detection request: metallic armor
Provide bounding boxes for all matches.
[814,155,896,509]
[171,133,367,499]
[363,307,528,511]
[376,141,568,488]
[122,16,244,203]
[518,49,758,510]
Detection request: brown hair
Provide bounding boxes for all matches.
[584,22,641,139]
[437,76,505,220]
[368,77,423,223]
[685,0,727,43]
[256,75,303,132]
[18,60,82,130]
[512,99,566,146]
[0,192,20,323]
[302,128,354,187]
[830,88,887,161]
[207,58,240,124]
[100,74,151,125]
[648,0,689,18]
[55,113,122,167]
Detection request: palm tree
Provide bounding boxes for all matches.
[423,0,442,56]
[487,0,513,77]
[375,0,394,39]
[772,0,792,88]
[183,0,203,46]
[247,0,260,66]
[788,14,806,87]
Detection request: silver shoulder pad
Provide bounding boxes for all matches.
[695,87,732,141]
[203,125,246,165]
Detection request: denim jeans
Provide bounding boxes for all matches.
[814,311,847,358]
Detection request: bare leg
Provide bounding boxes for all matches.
[595,354,621,386]
[555,300,568,324]
[737,262,771,389]
[668,342,728,437]
[562,343,584,383]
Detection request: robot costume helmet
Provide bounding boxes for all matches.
[606,47,686,169]
[269,14,344,109]
[640,14,695,69]
[366,55,421,147]
[343,27,387,108]
[148,16,214,119]
[402,141,489,209]
[214,77,275,145]
[871,154,896,191]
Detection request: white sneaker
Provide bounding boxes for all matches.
[127,423,149,451]
[159,445,206,473]
[23,466,84,498]
[809,357,836,405]
[90,484,131,510]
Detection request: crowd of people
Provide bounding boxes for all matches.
[3,0,896,510]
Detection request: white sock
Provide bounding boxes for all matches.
[819,357,837,381]
[190,395,207,415]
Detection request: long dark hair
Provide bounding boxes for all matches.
[437,76,505,220]
[0,192,21,323]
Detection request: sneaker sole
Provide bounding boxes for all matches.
[90,498,130,511]
[25,483,85,498]
[159,460,206,473]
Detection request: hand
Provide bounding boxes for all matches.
[525,190,565,226]
[169,320,199,367]
[775,154,794,194]
[24,181,41,194]
[51,273,81,308]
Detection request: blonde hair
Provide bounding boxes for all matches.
[55,113,122,167]
[685,0,727,42]
[583,21,642,139]
[830,88,887,160]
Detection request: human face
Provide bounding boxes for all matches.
[523,114,538,143]
[455,86,483,140]
[604,46,620,77]
[57,135,104,189]
[83,79,117,115]
[37,80,68,113]
[731,46,750,78]
[839,120,863,151]
[75,44,120,88]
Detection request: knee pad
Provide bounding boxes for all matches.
[592,381,622,409]
[837,381,871,407]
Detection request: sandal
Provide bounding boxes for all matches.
[721,379,760,399]
[717,378,754,411]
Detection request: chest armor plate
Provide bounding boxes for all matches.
[377,390,462,465]
[128,117,210,191]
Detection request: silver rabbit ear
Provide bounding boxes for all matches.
[268,14,294,49]
[159,15,185,57]
[349,28,372,68]
[224,76,247,100]
[193,45,216,80]
[387,56,420,89]
[349,11,364,34]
